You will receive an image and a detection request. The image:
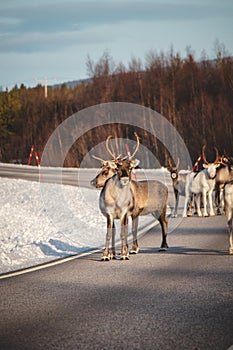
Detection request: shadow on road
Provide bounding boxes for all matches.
[140,246,228,256]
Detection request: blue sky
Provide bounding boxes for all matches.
[0,0,233,89]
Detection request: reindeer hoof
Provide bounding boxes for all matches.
[109,253,116,260]
[101,255,110,261]
[229,248,233,255]
[120,255,130,260]
[159,247,168,252]
[130,247,139,254]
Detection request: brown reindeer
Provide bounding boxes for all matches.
[91,133,168,260]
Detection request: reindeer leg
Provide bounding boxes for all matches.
[224,195,233,254]
[156,206,168,251]
[109,222,116,259]
[102,215,113,261]
[195,193,202,217]
[183,191,191,217]
[203,189,210,217]
[208,189,215,216]
[172,189,179,217]
[187,194,193,216]
[220,187,224,213]
[120,214,129,260]
[229,220,233,255]
[130,216,139,254]
[216,184,221,215]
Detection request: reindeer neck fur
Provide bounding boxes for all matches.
[203,166,217,180]
[100,174,134,219]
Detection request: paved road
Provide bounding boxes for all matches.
[0,214,232,350]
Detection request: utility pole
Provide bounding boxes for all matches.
[36,77,55,98]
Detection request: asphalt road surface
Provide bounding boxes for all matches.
[0,165,232,349]
[0,214,232,350]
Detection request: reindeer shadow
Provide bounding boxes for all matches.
[140,246,228,256]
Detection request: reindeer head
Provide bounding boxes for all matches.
[218,153,233,172]
[116,158,140,186]
[167,158,180,183]
[91,159,117,188]
[90,132,140,188]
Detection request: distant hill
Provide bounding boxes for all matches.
[51,78,91,89]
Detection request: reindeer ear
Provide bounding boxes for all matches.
[130,159,140,168]
[203,164,208,169]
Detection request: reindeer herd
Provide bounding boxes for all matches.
[90,133,233,259]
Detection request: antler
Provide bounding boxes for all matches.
[176,158,180,169]
[106,135,116,159]
[217,156,228,166]
[106,133,139,160]
[214,147,219,164]
[92,155,107,164]
[202,145,208,164]
[130,132,140,158]
[167,157,173,169]
[202,145,221,164]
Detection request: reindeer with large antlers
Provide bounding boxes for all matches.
[183,145,220,217]
[91,133,169,260]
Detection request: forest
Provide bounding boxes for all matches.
[0,47,233,168]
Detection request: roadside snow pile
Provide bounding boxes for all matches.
[0,177,152,274]
[0,177,103,273]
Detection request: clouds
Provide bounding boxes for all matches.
[0,1,231,53]
[0,29,112,53]
[0,0,233,88]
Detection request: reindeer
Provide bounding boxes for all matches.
[215,155,233,215]
[223,180,233,254]
[91,133,168,260]
[183,145,220,217]
[99,158,137,260]
[167,158,191,217]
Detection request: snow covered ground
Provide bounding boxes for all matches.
[0,170,159,275]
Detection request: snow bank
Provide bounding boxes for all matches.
[0,177,152,274]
